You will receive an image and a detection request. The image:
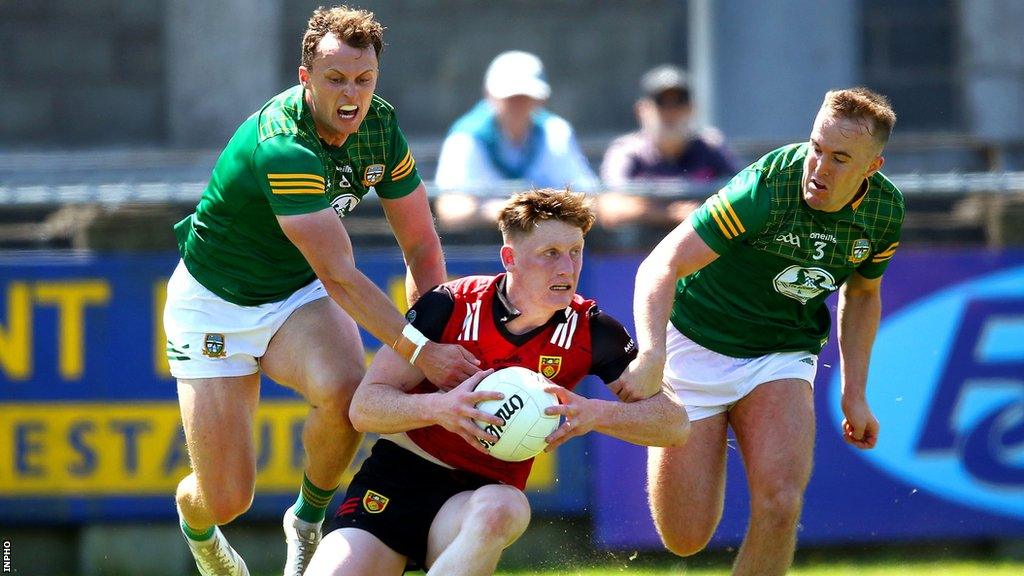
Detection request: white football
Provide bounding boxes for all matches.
[473,366,561,462]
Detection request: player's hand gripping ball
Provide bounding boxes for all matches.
[473,366,561,461]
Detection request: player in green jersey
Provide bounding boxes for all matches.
[624,88,901,575]
[162,6,480,576]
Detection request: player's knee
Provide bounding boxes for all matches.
[467,487,531,544]
[651,501,719,557]
[306,370,363,413]
[657,523,715,558]
[205,488,255,525]
[750,484,804,527]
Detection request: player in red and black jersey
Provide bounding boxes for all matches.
[305,189,690,575]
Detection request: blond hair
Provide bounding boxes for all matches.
[822,87,897,146]
[498,188,596,240]
[301,5,384,69]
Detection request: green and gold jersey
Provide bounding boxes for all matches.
[174,85,422,306]
[672,143,904,357]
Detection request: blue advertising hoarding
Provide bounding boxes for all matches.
[589,249,1024,548]
[0,249,588,523]
[3,247,1023,547]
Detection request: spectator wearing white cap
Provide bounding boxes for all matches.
[601,64,739,186]
[435,51,598,193]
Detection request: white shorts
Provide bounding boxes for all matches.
[163,260,328,379]
[664,326,818,421]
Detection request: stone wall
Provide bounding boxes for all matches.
[0,0,165,146]
[3,0,1024,149]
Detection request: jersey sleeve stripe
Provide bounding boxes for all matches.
[268,182,326,189]
[716,191,746,234]
[872,243,900,259]
[270,186,325,195]
[390,152,415,180]
[267,173,325,184]
[391,161,416,181]
[391,151,413,173]
[707,197,738,239]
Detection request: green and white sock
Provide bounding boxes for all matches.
[180,519,215,542]
[176,502,215,542]
[291,473,338,524]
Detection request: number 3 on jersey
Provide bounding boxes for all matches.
[812,240,827,260]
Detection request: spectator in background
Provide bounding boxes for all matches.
[434,51,599,193]
[601,64,738,186]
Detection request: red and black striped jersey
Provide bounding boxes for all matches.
[402,273,635,489]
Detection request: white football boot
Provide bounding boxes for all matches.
[283,508,323,576]
[185,526,249,576]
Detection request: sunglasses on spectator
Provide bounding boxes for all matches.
[654,91,690,108]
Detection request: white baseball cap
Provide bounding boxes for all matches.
[484,51,551,100]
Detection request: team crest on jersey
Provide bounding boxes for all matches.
[362,164,385,186]
[362,490,389,513]
[772,265,837,305]
[201,333,226,358]
[539,356,562,379]
[848,238,871,264]
[330,193,361,217]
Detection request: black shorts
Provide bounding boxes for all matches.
[326,439,494,571]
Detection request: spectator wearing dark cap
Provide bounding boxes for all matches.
[601,64,739,187]
[435,51,598,192]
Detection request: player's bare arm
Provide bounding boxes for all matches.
[379,182,447,305]
[838,270,883,449]
[349,348,502,449]
[541,383,689,451]
[278,208,479,388]
[619,217,719,402]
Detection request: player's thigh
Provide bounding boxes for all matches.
[261,296,366,402]
[177,374,261,491]
[648,412,729,533]
[425,485,531,565]
[305,528,407,576]
[729,378,815,504]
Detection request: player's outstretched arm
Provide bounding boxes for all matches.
[350,351,502,451]
[541,384,689,451]
[838,271,883,449]
[620,218,719,402]
[380,183,447,305]
[278,208,479,388]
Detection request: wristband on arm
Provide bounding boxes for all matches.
[397,323,428,365]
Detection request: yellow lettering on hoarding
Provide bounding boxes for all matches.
[32,281,111,379]
[154,280,170,377]
[0,401,557,495]
[0,282,32,380]
[388,276,408,312]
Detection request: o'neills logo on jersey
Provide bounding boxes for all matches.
[362,164,385,186]
[849,238,871,264]
[330,193,360,218]
[773,265,837,305]
[539,355,562,379]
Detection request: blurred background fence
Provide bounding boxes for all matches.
[2,1,1024,574]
